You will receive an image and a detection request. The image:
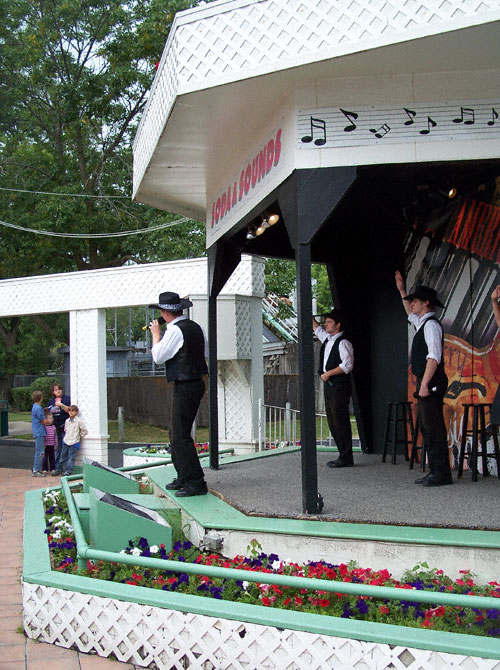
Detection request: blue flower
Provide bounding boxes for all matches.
[487,609,499,620]
[356,600,369,614]
[341,604,353,618]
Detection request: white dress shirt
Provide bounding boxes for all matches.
[408,311,443,364]
[151,315,186,365]
[314,327,354,374]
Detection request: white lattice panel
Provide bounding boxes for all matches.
[219,360,253,444]
[0,255,263,317]
[23,582,500,670]
[133,0,500,192]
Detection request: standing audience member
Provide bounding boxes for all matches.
[395,271,452,486]
[47,383,70,473]
[42,410,57,473]
[54,405,88,477]
[312,309,355,468]
[149,291,208,497]
[31,391,47,477]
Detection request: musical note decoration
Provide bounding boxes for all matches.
[453,106,475,125]
[301,117,326,145]
[340,109,358,133]
[369,124,391,139]
[419,117,437,135]
[298,99,500,150]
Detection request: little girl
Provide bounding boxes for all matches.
[42,410,57,473]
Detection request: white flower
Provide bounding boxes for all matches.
[149,545,159,554]
[131,547,141,556]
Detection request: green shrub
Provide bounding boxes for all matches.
[28,377,62,399]
[11,386,32,412]
[12,377,62,411]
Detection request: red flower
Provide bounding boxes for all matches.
[379,606,390,615]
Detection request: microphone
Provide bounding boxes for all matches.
[143,316,165,331]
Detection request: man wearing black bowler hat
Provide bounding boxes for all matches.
[312,309,354,468]
[149,291,208,497]
[395,272,452,487]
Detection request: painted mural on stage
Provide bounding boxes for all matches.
[403,190,500,462]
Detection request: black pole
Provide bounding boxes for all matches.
[208,291,219,470]
[296,240,321,514]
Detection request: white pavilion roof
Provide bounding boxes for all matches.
[132,0,500,221]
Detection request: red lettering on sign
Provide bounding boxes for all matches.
[259,147,267,181]
[239,171,245,201]
[210,128,283,229]
[266,139,274,173]
[244,164,251,194]
[274,128,282,166]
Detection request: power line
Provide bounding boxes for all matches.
[0,186,129,199]
[0,216,193,238]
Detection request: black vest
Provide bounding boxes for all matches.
[164,319,208,382]
[410,315,446,382]
[319,335,351,387]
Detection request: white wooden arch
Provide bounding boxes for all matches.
[0,255,265,463]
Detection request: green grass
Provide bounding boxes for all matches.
[8,411,357,443]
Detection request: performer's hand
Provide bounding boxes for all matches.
[395,270,406,293]
[320,372,330,383]
[491,285,500,301]
[418,383,430,398]
[149,319,162,337]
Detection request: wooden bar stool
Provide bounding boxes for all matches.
[409,415,427,471]
[382,401,414,464]
[458,403,500,482]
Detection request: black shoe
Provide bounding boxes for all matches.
[327,460,353,468]
[165,479,183,490]
[175,482,208,497]
[414,473,432,485]
[421,475,453,487]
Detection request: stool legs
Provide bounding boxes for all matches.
[458,404,470,478]
[458,403,499,481]
[383,402,414,464]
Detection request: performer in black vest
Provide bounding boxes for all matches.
[149,291,208,497]
[395,272,452,486]
[313,309,354,468]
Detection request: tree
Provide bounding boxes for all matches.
[0,0,204,399]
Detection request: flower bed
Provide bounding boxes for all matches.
[123,443,209,466]
[41,489,500,638]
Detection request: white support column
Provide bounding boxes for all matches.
[69,309,109,465]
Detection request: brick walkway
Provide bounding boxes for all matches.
[0,468,142,670]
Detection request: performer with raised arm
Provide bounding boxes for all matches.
[395,271,452,486]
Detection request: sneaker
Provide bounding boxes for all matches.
[51,470,61,476]
[62,471,71,476]
[31,471,46,477]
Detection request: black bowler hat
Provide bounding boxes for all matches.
[149,291,193,311]
[403,285,444,308]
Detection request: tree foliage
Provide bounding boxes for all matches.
[0,0,203,398]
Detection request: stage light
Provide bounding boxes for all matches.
[267,213,280,225]
[255,223,266,235]
[246,225,256,240]
[447,187,458,199]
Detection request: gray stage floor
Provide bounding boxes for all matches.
[204,451,500,530]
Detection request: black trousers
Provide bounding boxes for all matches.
[416,381,451,480]
[170,378,206,485]
[323,381,353,465]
